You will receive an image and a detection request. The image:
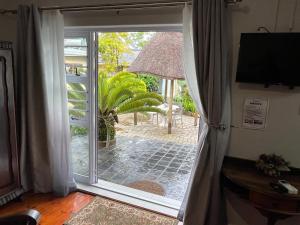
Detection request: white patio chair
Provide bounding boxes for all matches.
[148,111,159,125]
[172,106,183,127]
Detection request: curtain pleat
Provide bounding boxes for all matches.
[16,5,75,195]
[41,10,76,196]
[16,5,52,193]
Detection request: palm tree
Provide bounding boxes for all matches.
[98,71,164,144]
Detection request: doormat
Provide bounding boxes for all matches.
[64,196,178,225]
[127,180,165,196]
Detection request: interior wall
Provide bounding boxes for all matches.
[227,0,300,224]
[228,0,300,168]
[0,0,182,39]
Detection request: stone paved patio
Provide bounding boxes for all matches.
[97,136,197,201]
[71,113,199,202]
[116,113,199,145]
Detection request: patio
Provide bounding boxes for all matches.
[116,113,199,145]
[69,31,200,202]
[72,113,199,201]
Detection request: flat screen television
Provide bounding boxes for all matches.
[236,33,300,88]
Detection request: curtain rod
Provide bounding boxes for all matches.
[0,1,190,15]
[0,0,242,15]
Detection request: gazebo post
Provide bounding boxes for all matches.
[128,32,185,135]
[168,80,174,134]
[134,112,138,125]
[164,79,168,102]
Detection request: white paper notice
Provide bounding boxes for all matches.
[242,98,269,130]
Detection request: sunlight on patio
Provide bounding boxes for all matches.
[117,113,199,145]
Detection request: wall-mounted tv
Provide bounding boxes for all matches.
[236,33,300,88]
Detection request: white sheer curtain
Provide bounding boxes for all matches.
[41,10,76,196]
[179,4,210,221]
[180,2,231,225]
[182,5,203,115]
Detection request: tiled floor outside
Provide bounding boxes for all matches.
[116,113,199,145]
[72,113,199,202]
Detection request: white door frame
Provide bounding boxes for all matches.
[64,30,98,184]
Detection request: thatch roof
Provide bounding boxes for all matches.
[128,32,184,80]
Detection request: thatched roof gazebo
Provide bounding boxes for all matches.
[128,32,184,80]
[128,32,184,134]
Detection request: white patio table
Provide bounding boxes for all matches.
[150,103,180,126]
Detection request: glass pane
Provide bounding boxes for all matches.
[70,125,89,176]
[68,100,86,111]
[64,47,87,57]
[67,83,87,121]
[64,46,88,77]
[65,64,88,76]
[69,109,87,121]
[64,38,87,47]
[68,91,87,101]
[67,83,87,99]
[67,83,87,92]
[65,36,91,182]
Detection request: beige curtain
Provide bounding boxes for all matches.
[16,5,52,192]
[16,5,75,195]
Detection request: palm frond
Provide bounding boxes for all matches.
[117,98,161,113]
[98,73,110,111]
[118,106,165,115]
[129,92,164,103]
[112,94,130,109]
[107,72,137,87]
[98,71,164,117]
[106,86,134,110]
[116,100,146,114]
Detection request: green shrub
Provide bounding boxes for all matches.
[182,96,196,113]
[137,73,160,92]
[174,81,196,113]
[71,125,88,136]
[174,95,182,104]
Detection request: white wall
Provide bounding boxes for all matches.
[0,0,182,35]
[1,0,300,224]
[228,0,300,168]
[227,0,300,224]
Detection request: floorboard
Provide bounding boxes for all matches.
[0,191,94,225]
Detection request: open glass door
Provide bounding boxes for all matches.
[64,30,97,184]
[64,28,199,215]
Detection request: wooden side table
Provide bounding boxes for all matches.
[222,157,300,225]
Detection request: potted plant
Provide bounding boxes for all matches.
[256,154,290,177]
[97,71,164,148]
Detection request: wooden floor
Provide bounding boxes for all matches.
[0,192,94,225]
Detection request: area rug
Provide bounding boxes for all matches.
[126,180,165,196]
[64,196,178,225]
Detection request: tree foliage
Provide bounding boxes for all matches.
[174,81,197,113]
[98,32,154,74]
[138,73,160,92]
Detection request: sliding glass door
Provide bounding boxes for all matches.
[64,28,199,212]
